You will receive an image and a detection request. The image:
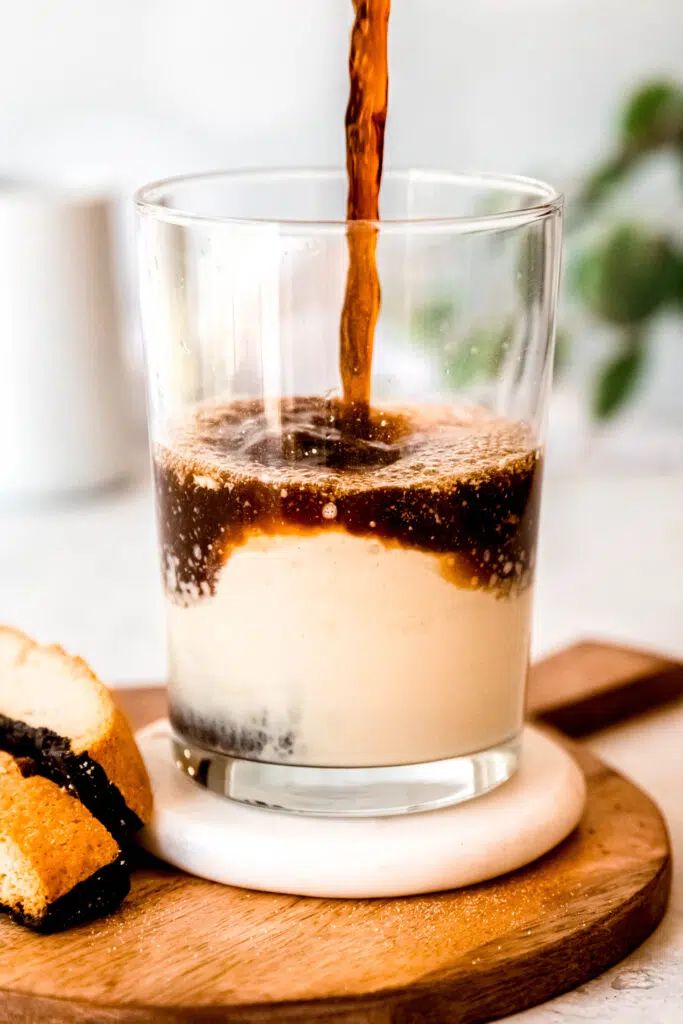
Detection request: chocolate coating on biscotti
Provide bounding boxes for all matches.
[0,715,142,847]
[0,854,130,934]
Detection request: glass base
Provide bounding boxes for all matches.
[171,733,521,817]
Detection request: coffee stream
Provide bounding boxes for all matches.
[220,0,396,472]
[340,0,391,420]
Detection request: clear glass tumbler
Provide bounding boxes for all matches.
[136,169,563,816]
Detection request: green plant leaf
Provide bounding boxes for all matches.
[572,81,683,224]
[553,327,570,381]
[573,223,678,325]
[575,154,633,217]
[411,297,458,348]
[622,81,683,149]
[443,323,510,388]
[671,247,683,309]
[593,336,645,419]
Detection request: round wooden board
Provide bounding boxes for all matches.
[0,685,671,1024]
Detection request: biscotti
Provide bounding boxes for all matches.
[0,752,129,932]
[0,626,152,848]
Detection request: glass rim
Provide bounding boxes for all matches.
[134,167,563,234]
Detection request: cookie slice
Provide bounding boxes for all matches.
[0,627,152,846]
[0,752,129,932]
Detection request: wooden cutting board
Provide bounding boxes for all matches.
[0,642,674,1024]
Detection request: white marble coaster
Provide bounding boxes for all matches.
[136,721,586,898]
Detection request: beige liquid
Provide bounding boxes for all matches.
[167,531,531,767]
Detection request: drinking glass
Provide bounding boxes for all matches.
[136,169,563,816]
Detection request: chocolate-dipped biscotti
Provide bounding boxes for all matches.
[0,626,152,846]
[0,626,153,931]
[0,752,130,932]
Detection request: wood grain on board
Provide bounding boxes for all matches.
[0,642,674,1024]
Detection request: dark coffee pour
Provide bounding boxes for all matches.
[267,0,391,469]
[154,398,542,603]
[152,1,544,611]
[240,400,409,470]
[340,0,391,421]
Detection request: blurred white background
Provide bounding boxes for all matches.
[2,1,681,183]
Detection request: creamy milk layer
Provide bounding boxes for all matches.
[167,530,531,767]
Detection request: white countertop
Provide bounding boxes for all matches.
[0,468,681,1021]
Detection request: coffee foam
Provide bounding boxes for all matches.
[157,398,538,495]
